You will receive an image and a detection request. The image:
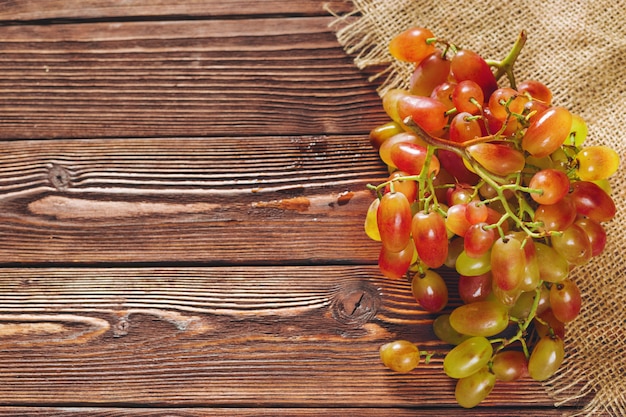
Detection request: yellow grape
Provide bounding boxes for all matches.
[454,366,496,408]
[576,145,620,181]
[364,198,381,241]
[379,340,421,373]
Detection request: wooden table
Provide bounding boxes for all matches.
[0,1,588,415]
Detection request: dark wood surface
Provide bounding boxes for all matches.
[0,1,587,415]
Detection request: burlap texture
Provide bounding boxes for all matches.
[329,1,626,415]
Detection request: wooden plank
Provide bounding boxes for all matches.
[0,17,386,140]
[0,407,574,416]
[0,135,386,264]
[0,0,352,21]
[0,266,559,409]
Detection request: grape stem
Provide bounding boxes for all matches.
[485,30,527,89]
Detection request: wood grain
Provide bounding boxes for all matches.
[0,16,386,140]
[0,266,558,409]
[0,0,352,21]
[0,135,386,264]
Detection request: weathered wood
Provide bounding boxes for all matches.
[0,135,386,264]
[0,0,352,21]
[0,17,387,140]
[0,266,557,408]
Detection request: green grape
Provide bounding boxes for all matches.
[379,340,421,373]
[528,335,565,381]
[551,224,592,266]
[455,366,496,408]
[576,145,620,181]
[443,336,493,379]
[491,350,528,382]
[509,286,550,320]
[566,113,587,147]
[433,314,471,345]
[456,249,492,276]
[449,301,509,337]
[535,242,569,283]
[364,198,381,241]
[369,121,405,150]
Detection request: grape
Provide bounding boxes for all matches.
[445,204,472,237]
[379,131,426,167]
[410,50,451,96]
[390,142,440,176]
[534,308,566,339]
[566,113,588,146]
[364,198,381,241]
[509,286,550,320]
[443,336,493,379]
[378,242,414,280]
[397,94,449,134]
[450,49,498,97]
[528,335,565,381]
[466,143,526,176]
[488,87,528,121]
[455,366,496,408]
[465,200,488,224]
[384,170,418,203]
[449,301,509,337]
[412,211,449,268]
[456,249,492,276]
[551,223,592,266]
[433,314,471,345]
[430,81,456,110]
[388,27,436,63]
[574,217,607,257]
[522,106,573,158]
[569,180,616,222]
[528,168,570,205]
[449,112,482,143]
[452,80,484,115]
[491,350,528,381]
[534,196,577,232]
[491,236,525,292]
[379,340,421,373]
[575,145,620,181]
[411,269,449,312]
[549,279,582,323]
[377,192,412,252]
[458,272,492,304]
[517,79,552,105]
[464,223,496,258]
[535,242,569,283]
[365,27,618,409]
[369,121,404,150]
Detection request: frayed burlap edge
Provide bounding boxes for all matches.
[327,1,626,416]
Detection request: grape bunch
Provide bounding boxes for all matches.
[367,27,619,408]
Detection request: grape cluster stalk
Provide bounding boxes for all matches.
[368,27,620,408]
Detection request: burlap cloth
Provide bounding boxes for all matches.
[328,1,626,415]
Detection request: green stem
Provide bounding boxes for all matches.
[486,30,527,88]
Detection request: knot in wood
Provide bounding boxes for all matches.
[47,163,72,191]
[331,281,379,326]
